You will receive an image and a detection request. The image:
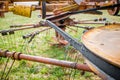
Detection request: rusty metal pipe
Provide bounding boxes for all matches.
[79,18,106,22]
[0,50,93,72]
[20,54,92,72]
[78,22,106,24]
[10,21,48,28]
[0,24,42,35]
[75,21,120,25]
[0,26,35,33]
[67,27,77,32]
[23,27,52,39]
[10,24,35,28]
[12,26,37,31]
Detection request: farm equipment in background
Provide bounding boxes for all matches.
[1,2,119,44]
[0,3,120,45]
[0,0,120,18]
[0,0,70,18]
[0,1,120,80]
[0,0,40,18]
[0,1,120,44]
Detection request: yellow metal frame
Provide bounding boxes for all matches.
[9,5,32,17]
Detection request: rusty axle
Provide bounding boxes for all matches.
[0,23,44,36]
[10,24,35,28]
[0,49,93,72]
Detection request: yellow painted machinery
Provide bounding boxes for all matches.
[0,0,119,18]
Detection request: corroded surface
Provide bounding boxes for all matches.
[82,24,120,67]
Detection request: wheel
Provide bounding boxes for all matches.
[41,0,46,19]
[107,0,119,15]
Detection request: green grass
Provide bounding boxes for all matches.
[0,10,120,80]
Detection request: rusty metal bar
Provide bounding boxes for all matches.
[76,21,106,24]
[0,23,45,35]
[0,20,49,36]
[0,49,93,72]
[79,18,107,22]
[23,27,52,39]
[0,26,34,35]
[74,26,94,30]
[75,21,120,25]
[10,24,36,28]
[66,27,77,32]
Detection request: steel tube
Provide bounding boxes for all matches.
[10,24,35,28]
[0,25,40,34]
[0,50,93,72]
[12,26,36,31]
[23,27,52,39]
[75,21,120,25]
[20,54,92,72]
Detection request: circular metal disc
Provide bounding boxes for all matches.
[82,24,120,67]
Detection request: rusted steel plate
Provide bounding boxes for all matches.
[82,24,120,68]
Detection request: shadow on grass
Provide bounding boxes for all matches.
[116,14,120,16]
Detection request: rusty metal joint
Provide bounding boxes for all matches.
[13,52,22,60]
[39,21,47,26]
[71,62,77,69]
[0,30,8,36]
[33,24,39,28]
[11,52,16,60]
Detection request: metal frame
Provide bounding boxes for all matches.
[46,20,120,80]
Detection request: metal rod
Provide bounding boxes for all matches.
[10,24,35,28]
[77,22,106,24]
[46,20,120,80]
[23,27,52,39]
[79,18,107,22]
[0,25,40,35]
[74,21,120,25]
[11,26,36,31]
[73,26,94,30]
[0,50,93,72]
[67,27,77,32]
